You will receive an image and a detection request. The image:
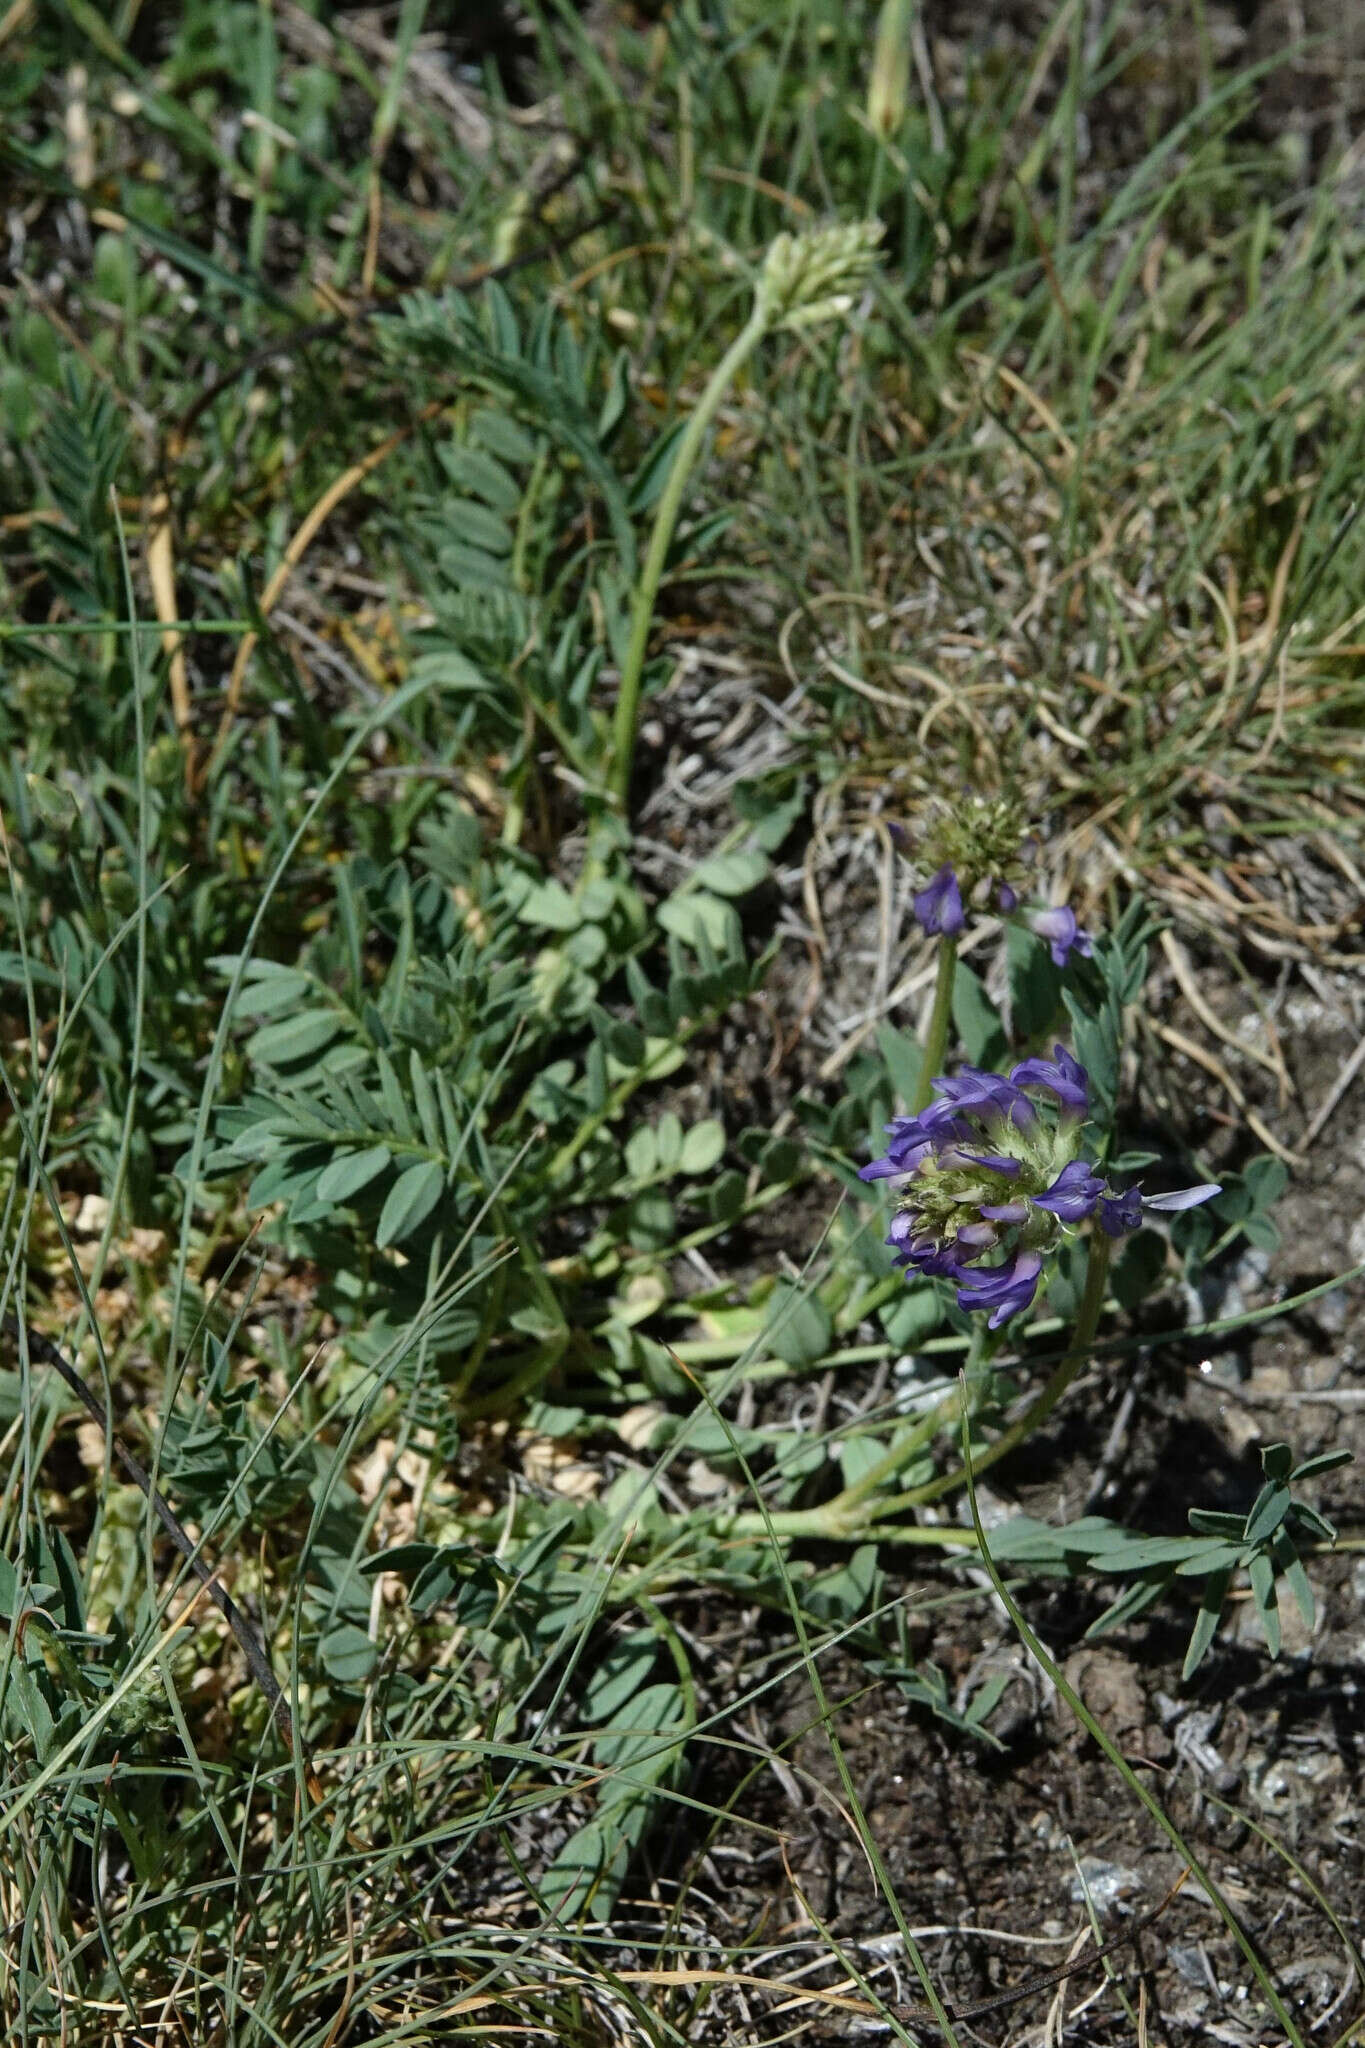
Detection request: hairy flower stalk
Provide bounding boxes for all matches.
[862,1047,1219,1328]
[608,222,882,808]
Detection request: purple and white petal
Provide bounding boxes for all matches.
[933,1067,1036,1127]
[955,1249,1044,1328]
[858,1153,917,1182]
[1025,906,1093,968]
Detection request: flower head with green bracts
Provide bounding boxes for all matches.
[891,798,1094,966]
[860,1048,1220,1326]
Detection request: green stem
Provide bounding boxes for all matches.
[910,935,958,1112]
[745,1233,1111,1543]
[608,301,769,808]
[724,1502,979,1547]
[904,1228,1112,1507]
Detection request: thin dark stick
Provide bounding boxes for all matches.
[2,1314,298,1761]
[885,1869,1188,2028]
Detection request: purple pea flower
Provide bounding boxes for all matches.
[995,880,1019,913]
[913,864,965,938]
[956,1249,1044,1329]
[1034,1159,1107,1221]
[1010,1044,1089,1115]
[1026,906,1094,968]
[1099,1187,1142,1236]
[859,1047,1222,1327]
[886,1211,971,1280]
[857,1098,969,1182]
[934,1068,1035,1126]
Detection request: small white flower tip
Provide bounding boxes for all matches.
[1141,1183,1221,1213]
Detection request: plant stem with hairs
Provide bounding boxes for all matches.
[607,220,882,810]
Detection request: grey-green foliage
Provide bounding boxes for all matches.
[991,1438,1351,1677]
[30,367,127,628]
[191,802,775,1395]
[379,281,639,579]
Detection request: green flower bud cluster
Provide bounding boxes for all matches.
[916,796,1029,902]
[755,221,884,334]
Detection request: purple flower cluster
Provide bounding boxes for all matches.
[911,862,1093,968]
[860,1048,1219,1327]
